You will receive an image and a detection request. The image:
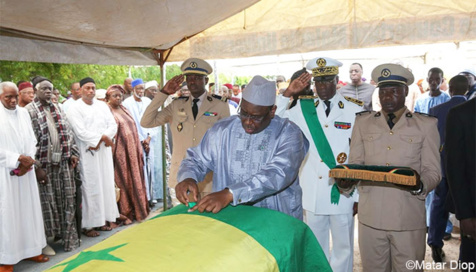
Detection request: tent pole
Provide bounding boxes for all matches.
[153,49,170,211]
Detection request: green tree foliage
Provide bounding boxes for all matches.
[0,61,236,95]
[0,61,185,95]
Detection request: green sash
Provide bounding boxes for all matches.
[300,99,341,204]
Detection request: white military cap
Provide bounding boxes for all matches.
[181,58,213,76]
[95,89,107,99]
[242,75,276,106]
[306,57,342,77]
[145,80,158,89]
[372,63,415,86]
[460,68,476,78]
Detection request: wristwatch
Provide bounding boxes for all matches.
[410,182,423,195]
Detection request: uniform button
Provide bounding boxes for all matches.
[238,199,242,203]
[319,176,322,179]
[387,146,391,150]
[193,138,196,141]
[324,125,328,128]
[389,131,393,135]
[193,125,196,128]
[369,136,373,140]
[386,163,390,166]
[409,139,413,143]
[320,159,323,162]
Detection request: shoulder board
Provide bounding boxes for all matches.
[175,96,189,100]
[344,96,364,107]
[211,94,228,102]
[414,112,436,118]
[355,110,372,116]
[298,95,318,100]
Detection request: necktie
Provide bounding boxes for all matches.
[192,98,199,120]
[324,100,331,117]
[387,113,396,129]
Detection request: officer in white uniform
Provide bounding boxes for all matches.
[276,57,363,272]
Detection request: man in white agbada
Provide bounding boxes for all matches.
[123,78,163,204]
[0,82,49,270]
[67,77,119,237]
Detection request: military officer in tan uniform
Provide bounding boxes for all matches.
[141,58,230,205]
[337,63,441,271]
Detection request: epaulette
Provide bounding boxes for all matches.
[298,95,318,100]
[355,110,372,116]
[344,96,364,107]
[173,96,189,101]
[414,111,436,118]
[211,94,228,102]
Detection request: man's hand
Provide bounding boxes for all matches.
[101,135,114,147]
[18,155,35,169]
[16,165,30,176]
[70,155,79,168]
[190,189,233,214]
[335,178,359,193]
[460,218,476,241]
[175,178,200,205]
[142,136,151,154]
[161,75,184,95]
[35,167,48,185]
[283,73,312,98]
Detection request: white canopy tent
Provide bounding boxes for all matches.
[1,0,474,211]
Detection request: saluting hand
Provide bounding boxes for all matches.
[162,75,185,95]
[283,73,312,98]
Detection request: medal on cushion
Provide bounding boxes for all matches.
[177,123,183,132]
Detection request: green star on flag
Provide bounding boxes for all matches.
[49,243,127,272]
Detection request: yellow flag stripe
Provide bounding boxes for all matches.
[48,214,278,272]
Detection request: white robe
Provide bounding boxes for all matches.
[0,104,46,264]
[67,99,119,228]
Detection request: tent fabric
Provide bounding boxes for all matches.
[0,0,259,65]
[47,205,331,271]
[169,0,476,61]
[0,0,474,64]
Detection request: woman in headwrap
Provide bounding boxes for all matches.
[106,84,150,224]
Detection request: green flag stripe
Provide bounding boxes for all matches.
[156,205,331,271]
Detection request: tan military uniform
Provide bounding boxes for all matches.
[349,107,441,271]
[141,92,230,197]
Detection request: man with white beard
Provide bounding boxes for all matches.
[0,82,49,271]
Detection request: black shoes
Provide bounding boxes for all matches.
[443,232,452,241]
[431,245,445,263]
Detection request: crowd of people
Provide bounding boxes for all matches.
[1,56,475,272]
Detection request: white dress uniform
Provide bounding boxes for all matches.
[276,92,362,272]
[275,56,363,272]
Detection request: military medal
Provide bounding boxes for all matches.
[177,123,183,132]
[336,152,347,164]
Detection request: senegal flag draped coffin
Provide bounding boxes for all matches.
[48,205,331,272]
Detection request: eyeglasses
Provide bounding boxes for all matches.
[237,108,270,122]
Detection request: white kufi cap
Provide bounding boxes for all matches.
[242,75,276,106]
